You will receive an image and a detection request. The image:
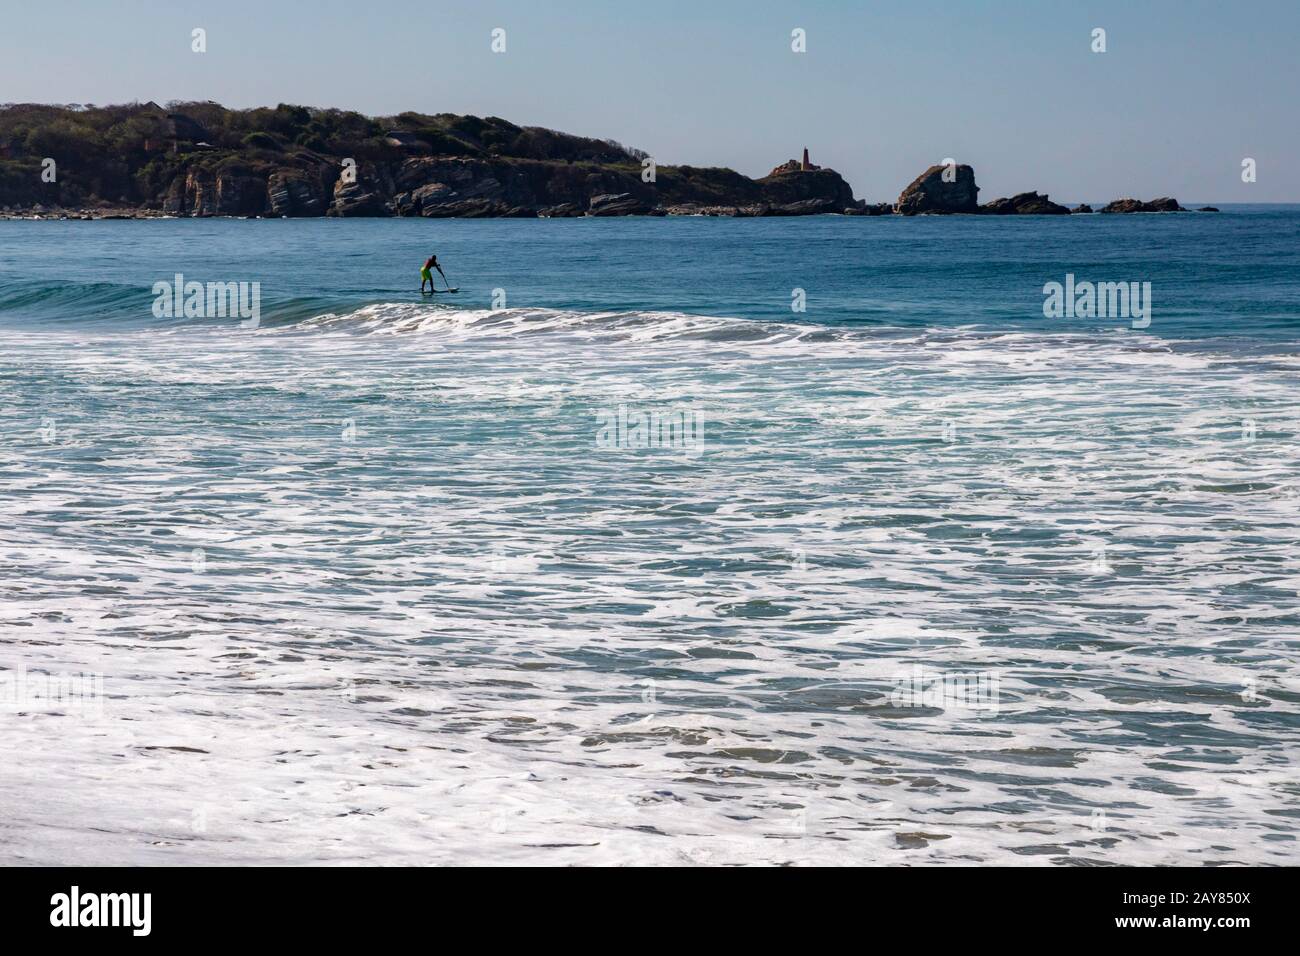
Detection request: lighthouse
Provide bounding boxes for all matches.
[801,147,810,171]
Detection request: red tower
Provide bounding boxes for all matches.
[801,147,810,171]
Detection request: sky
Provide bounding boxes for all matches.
[2,0,1297,202]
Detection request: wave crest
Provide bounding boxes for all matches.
[289,302,836,344]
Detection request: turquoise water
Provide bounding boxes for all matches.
[1,211,1298,864]
[2,207,1300,336]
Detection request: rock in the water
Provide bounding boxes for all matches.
[1145,197,1183,212]
[1198,206,1220,212]
[660,204,762,217]
[895,164,979,214]
[420,198,513,218]
[1102,198,1144,213]
[537,202,583,217]
[980,191,1070,215]
[1073,203,1093,213]
[764,198,843,216]
[844,202,894,216]
[1101,197,1185,213]
[587,193,652,216]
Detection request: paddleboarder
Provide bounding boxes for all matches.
[420,253,447,294]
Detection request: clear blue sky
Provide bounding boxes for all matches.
[3,0,1296,202]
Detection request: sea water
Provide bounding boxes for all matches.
[1,210,1297,864]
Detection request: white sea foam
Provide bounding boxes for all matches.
[1,311,1297,865]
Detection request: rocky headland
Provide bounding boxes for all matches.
[0,102,1208,219]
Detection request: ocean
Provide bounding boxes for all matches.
[1,208,1298,865]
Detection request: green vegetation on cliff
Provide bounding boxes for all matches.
[0,101,857,217]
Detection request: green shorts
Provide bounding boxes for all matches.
[420,267,432,281]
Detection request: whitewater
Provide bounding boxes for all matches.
[1,214,1298,865]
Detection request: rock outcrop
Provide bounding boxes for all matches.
[1,102,868,218]
[758,167,856,208]
[537,203,584,218]
[329,183,387,216]
[1101,197,1184,213]
[377,155,857,217]
[1145,197,1184,212]
[1073,203,1093,213]
[328,161,395,217]
[419,199,529,218]
[267,170,329,216]
[0,103,1207,221]
[765,198,844,216]
[767,158,821,176]
[895,164,979,214]
[660,204,764,217]
[588,193,653,216]
[980,191,1070,215]
[162,169,272,216]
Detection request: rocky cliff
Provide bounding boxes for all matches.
[0,102,860,218]
[0,103,1200,220]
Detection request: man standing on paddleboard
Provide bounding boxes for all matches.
[420,253,447,293]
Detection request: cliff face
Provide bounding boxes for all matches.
[2,104,1192,219]
[758,168,855,208]
[0,102,860,217]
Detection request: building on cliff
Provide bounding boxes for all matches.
[768,148,823,177]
